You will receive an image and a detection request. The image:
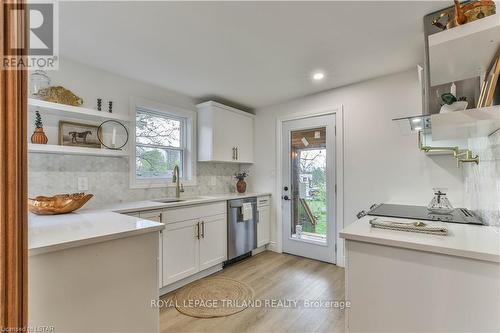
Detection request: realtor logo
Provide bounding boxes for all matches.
[3,1,58,70]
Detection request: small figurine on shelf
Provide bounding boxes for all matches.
[96,98,102,111]
[108,101,113,113]
[31,110,48,144]
[234,171,249,194]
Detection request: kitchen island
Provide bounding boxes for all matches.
[340,216,500,333]
[29,211,164,333]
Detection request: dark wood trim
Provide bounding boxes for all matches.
[0,0,28,329]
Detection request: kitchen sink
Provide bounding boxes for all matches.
[152,198,185,203]
[152,196,214,204]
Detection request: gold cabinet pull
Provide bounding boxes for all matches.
[195,221,200,239]
[201,221,205,238]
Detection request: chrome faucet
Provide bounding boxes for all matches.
[172,165,184,198]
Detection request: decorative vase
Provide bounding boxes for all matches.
[236,179,247,193]
[31,128,48,144]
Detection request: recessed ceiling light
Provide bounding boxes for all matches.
[312,72,325,81]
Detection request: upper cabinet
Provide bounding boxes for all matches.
[394,3,500,166]
[196,101,254,163]
[423,3,499,116]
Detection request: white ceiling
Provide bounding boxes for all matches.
[59,1,445,110]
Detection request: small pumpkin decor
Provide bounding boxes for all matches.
[234,171,249,194]
[31,110,48,144]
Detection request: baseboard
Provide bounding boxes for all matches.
[267,241,282,253]
[159,264,223,295]
[252,245,267,255]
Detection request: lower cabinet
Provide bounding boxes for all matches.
[161,202,227,287]
[199,214,227,271]
[162,219,200,286]
[127,202,232,289]
[257,196,271,247]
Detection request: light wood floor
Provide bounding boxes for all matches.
[160,251,345,333]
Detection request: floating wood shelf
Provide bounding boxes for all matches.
[429,13,500,86]
[431,105,500,141]
[28,144,129,158]
[28,98,131,122]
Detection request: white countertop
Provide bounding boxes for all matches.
[340,216,500,263]
[102,192,271,214]
[29,192,271,256]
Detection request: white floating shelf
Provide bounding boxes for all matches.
[431,105,500,141]
[29,98,131,122]
[29,144,129,158]
[429,13,500,87]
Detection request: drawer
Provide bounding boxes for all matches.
[258,195,271,207]
[162,202,226,224]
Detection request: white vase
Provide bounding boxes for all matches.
[439,101,468,113]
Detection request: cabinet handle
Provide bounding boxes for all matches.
[232,147,237,160]
[236,147,238,160]
[201,221,205,238]
[257,210,260,223]
[196,222,200,239]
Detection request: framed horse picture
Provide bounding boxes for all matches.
[59,121,102,149]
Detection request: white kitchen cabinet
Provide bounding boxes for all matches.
[199,214,227,271]
[257,196,271,247]
[138,210,163,288]
[162,219,200,286]
[197,101,254,163]
[161,202,227,286]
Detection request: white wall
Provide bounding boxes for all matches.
[463,135,500,226]
[47,57,196,114]
[250,69,465,252]
[29,58,240,207]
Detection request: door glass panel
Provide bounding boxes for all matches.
[290,127,327,244]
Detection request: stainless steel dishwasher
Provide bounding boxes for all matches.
[227,197,257,263]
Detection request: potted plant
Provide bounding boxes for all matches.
[439,93,468,113]
[234,171,249,194]
[31,110,48,144]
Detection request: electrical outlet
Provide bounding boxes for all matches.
[209,176,216,186]
[77,177,89,191]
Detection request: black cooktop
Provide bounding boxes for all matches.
[367,204,483,225]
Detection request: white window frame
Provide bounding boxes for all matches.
[129,97,196,189]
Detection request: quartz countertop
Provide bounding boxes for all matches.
[101,192,272,214]
[29,192,271,256]
[340,216,500,263]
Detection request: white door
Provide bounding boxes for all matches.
[162,219,199,285]
[199,214,227,270]
[281,114,336,263]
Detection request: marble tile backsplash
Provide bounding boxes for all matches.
[29,154,241,209]
[464,134,500,226]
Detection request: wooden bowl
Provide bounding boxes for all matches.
[28,193,93,215]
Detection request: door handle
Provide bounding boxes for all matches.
[201,221,205,238]
[282,195,291,201]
